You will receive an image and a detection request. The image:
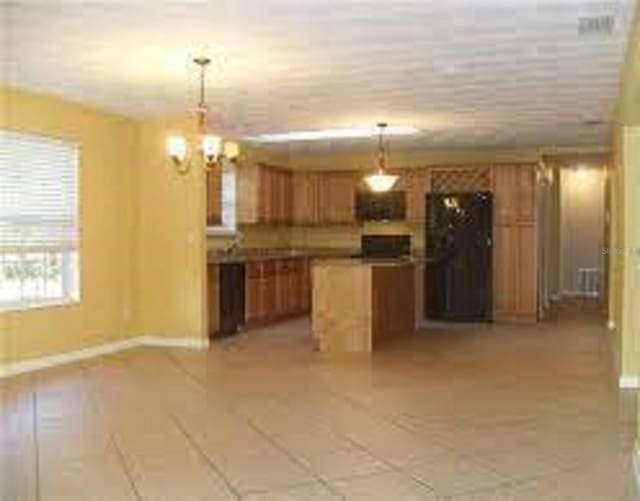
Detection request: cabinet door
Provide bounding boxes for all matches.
[493,225,517,316]
[258,166,271,223]
[516,225,537,316]
[319,173,356,223]
[207,264,219,337]
[517,166,536,224]
[275,259,288,316]
[283,171,293,225]
[270,168,280,224]
[236,164,260,224]
[262,261,277,319]
[493,165,517,226]
[293,173,319,225]
[206,170,222,225]
[245,261,263,324]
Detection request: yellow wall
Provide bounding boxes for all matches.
[0,86,138,363]
[0,88,297,364]
[615,125,640,376]
[609,3,639,376]
[134,116,209,340]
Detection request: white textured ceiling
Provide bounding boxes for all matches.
[2,0,636,151]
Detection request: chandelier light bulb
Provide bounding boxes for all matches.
[202,134,221,159]
[167,136,187,162]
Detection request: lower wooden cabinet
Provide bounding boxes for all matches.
[494,224,537,322]
[244,257,311,327]
[207,264,220,337]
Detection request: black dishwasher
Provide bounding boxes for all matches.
[218,262,245,337]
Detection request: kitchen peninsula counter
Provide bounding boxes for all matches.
[312,259,416,353]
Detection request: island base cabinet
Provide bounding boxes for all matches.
[244,257,311,328]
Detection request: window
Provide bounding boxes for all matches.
[207,161,237,235]
[0,130,80,310]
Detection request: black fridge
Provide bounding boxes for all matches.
[425,192,493,322]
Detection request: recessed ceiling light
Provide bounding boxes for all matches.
[247,125,418,143]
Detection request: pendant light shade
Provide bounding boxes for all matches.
[364,171,399,192]
[363,123,398,192]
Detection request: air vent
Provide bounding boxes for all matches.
[582,119,604,127]
[578,16,615,35]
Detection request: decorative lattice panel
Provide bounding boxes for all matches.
[430,167,492,193]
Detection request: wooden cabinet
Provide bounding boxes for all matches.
[493,164,538,322]
[236,163,293,225]
[206,170,222,225]
[245,261,263,324]
[243,257,312,328]
[262,260,277,319]
[239,167,357,226]
[207,264,220,337]
[318,172,357,224]
[493,165,536,225]
[292,172,321,225]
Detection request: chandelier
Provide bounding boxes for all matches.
[166,57,239,175]
[363,123,399,192]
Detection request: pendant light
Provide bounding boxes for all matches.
[166,57,240,174]
[363,123,398,192]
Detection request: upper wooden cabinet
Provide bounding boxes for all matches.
[292,172,321,225]
[206,170,222,225]
[493,164,537,225]
[317,172,357,224]
[237,163,293,225]
[239,168,357,226]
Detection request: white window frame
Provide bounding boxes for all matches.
[0,130,81,312]
[206,160,237,236]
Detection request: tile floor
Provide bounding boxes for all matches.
[1,304,637,500]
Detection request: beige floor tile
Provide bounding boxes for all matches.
[125,447,237,501]
[242,482,341,500]
[39,451,137,501]
[299,447,391,481]
[201,438,315,494]
[0,452,37,501]
[407,454,507,497]
[1,305,631,501]
[330,470,437,500]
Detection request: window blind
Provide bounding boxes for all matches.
[0,130,80,308]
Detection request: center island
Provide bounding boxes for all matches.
[312,259,416,352]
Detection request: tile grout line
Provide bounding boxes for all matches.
[169,412,242,500]
[109,435,144,501]
[79,361,143,501]
[240,414,347,500]
[163,349,345,499]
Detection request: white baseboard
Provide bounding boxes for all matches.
[619,374,640,389]
[0,335,209,379]
[141,335,209,349]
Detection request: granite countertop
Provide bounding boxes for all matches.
[314,257,417,267]
[207,248,435,264]
[207,248,356,264]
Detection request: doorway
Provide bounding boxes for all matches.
[425,192,493,321]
